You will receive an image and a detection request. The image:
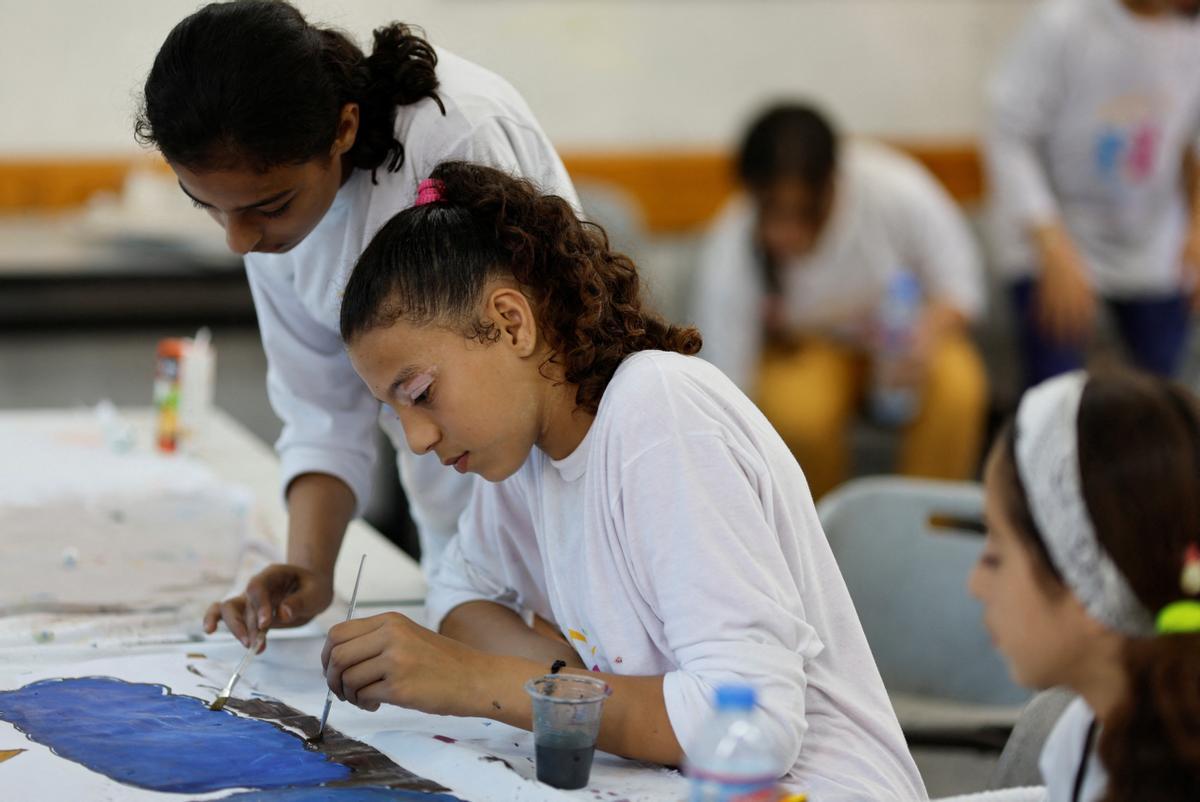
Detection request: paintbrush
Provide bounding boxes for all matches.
[312,553,366,742]
[209,629,266,711]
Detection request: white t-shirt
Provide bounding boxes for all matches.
[426,351,928,801]
[1039,698,1105,802]
[985,0,1200,297]
[242,47,579,570]
[693,141,983,393]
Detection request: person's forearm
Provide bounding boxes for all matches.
[1030,218,1069,255]
[457,652,683,766]
[440,601,584,668]
[921,300,968,342]
[284,472,356,578]
[1186,148,1200,230]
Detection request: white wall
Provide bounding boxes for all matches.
[0,0,1038,155]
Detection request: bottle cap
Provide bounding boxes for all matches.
[714,684,756,711]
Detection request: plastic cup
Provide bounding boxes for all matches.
[524,674,612,789]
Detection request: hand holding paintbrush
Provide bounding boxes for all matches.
[203,564,334,648]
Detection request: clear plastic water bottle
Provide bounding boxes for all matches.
[871,270,922,427]
[687,685,782,802]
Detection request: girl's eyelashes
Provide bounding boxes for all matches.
[186,198,291,217]
[397,372,436,407]
[260,200,293,219]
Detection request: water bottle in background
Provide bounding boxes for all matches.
[870,270,922,427]
[687,685,783,802]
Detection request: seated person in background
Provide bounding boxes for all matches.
[985,0,1200,388]
[324,161,928,801]
[695,103,987,499]
[970,368,1200,802]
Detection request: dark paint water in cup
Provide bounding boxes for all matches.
[534,741,595,789]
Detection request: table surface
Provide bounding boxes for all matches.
[0,405,425,605]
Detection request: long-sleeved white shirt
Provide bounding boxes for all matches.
[243,48,578,570]
[985,0,1200,297]
[427,351,928,801]
[694,141,983,393]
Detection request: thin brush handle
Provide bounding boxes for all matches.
[212,630,265,708]
[315,553,366,738]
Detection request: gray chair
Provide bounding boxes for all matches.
[989,688,1075,790]
[818,477,1030,748]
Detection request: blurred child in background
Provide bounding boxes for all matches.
[986,0,1200,387]
[695,103,987,498]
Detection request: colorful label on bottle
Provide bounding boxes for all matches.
[154,339,185,453]
[688,771,778,802]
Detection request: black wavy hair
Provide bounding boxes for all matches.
[134,0,443,180]
[340,161,702,414]
[737,102,839,192]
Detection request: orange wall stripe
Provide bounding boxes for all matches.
[0,142,983,233]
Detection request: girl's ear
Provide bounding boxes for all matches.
[331,103,360,158]
[487,287,538,358]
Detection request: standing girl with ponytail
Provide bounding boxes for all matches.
[970,368,1200,801]
[322,161,927,800]
[134,0,577,648]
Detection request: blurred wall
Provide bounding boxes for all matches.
[0,0,1037,156]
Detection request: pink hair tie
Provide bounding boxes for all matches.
[414,178,444,207]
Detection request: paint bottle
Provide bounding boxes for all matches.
[154,328,215,454]
[686,684,784,802]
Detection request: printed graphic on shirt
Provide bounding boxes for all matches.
[1092,94,1166,188]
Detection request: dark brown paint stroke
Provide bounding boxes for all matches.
[223,696,449,793]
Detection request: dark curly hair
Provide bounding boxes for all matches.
[339,161,702,414]
[992,369,1200,802]
[134,0,443,180]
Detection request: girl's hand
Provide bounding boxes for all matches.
[1033,222,1096,345]
[203,563,333,649]
[892,300,966,386]
[320,612,481,715]
[1181,224,1200,311]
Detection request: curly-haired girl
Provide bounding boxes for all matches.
[323,161,927,799]
[134,1,576,647]
[970,368,1200,801]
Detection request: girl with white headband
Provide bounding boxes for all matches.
[969,368,1200,801]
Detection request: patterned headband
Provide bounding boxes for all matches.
[1014,371,1155,636]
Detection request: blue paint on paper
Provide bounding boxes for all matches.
[0,677,350,793]
[219,788,467,801]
